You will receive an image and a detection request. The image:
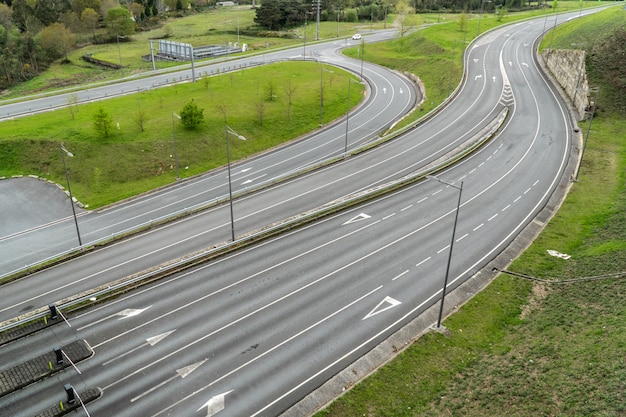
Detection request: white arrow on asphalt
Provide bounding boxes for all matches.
[102,330,176,366]
[383,87,387,94]
[240,168,252,173]
[363,296,402,320]
[492,76,497,82]
[509,61,513,67]
[343,212,371,225]
[198,390,234,417]
[131,359,208,403]
[177,359,207,378]
[473,58,479,63]
[522,62,529,67]
[146,330,176,346]
[116,306,152,320]
[399,88,404,94]
[475,75,483,80]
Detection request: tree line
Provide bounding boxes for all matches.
[0,0,219,90]
[253,0,547,31]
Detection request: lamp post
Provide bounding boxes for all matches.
[116,35,125,72]
[171,112,181,180]
[476,0,491,36]
[575,87,599,181]
[427,175,463,329]
[344,78,361,155]
[60,144,82,247]
[319,65,334,127]
[225,124,246,241]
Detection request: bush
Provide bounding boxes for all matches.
[179,99,204,129]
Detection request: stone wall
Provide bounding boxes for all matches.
[541,49,591,120]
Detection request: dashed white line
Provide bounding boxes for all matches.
[382,213,396,220]
[514,196,521,203]
[486,155,492,161]
[437,245,450,254]
[458,175,467,181]
[533,180,539,186]
[456,233,469,242]
[524,187,531,194]
[479,162,485,167]
[432,189,442,196]
[469,168,476,174]
[473,223,484,231]
[416,197,428,204]
[488,213,499,221]
[501,204,511,212]
[392,270,410,281]
[416,257,431,267]
[401,205,413,211]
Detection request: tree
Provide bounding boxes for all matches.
[34,0,71,27]
[104,6,134,37]
[180,99,204,129]
[93,106,113,138]
[39,23,75,61]
[81,7,99,40]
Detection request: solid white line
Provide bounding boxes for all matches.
[150,286,383,417]
[93,219,383,350]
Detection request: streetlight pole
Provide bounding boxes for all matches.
[60,144,82,247]
[116,35,125,72]
[427,175,463,329]
[172,112,181,180]
[575,87,599,181]
[344,78,359,155]
[225,124,246,241]
[319,65,333,127]
[477,0,491,36]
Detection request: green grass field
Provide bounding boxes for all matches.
[0,61,363,207]
[315,5,626,417]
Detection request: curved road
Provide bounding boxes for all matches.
[0,32,417,276]
[0,8,600,417]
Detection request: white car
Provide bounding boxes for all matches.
[352,33,362,40]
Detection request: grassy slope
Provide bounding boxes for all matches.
[316,5,626,417]
[0,62,363,208]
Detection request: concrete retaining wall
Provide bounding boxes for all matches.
[542,49,591,120]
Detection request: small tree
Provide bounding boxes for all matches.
[81,8,99,41]
[105,7,134,38]
[67,93,79,120]
[39,23,75,61]
[180,99,204,129]
[93,107,114,138]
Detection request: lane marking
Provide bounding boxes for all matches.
[392,270,410,281]
[363,296,402,320]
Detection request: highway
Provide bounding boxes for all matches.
[0,32,418,276]
[0,8,597,417]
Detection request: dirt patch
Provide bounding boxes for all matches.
[520,282,549,320]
